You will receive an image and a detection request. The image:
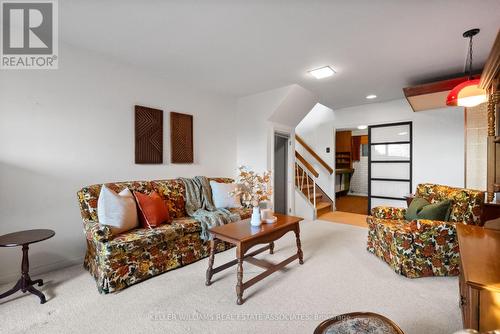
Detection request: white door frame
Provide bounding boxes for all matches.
[269,124,294,215]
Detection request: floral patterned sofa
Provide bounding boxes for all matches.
[367,183,484,278]
[77,178,251,294]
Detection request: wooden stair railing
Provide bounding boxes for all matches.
[295,162,333,217]
[295,151,319,177]
[295,135,333,174]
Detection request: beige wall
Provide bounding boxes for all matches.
[0,44,238,284]
[465,103,488,190]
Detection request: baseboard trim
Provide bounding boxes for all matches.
[0,256,84,285]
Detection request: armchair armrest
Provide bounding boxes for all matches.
[409,219,457,239]
[83,221,112,243]
[370,206,407,220]
[409,219,459,270]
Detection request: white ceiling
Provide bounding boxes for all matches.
[61,1,500,109]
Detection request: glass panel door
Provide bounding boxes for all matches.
[368,122,412,211]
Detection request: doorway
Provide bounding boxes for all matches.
[334,127,369,215]
[274,132,289,214]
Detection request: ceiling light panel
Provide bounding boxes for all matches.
[309,66,335,79]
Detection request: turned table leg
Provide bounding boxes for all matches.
[235,244,245,305]
[294,227,304,265]
[236,257,244,305]
[21,245,30,293]
[205,239,216,286]
[21,244,46,304]
[269,241,274,254]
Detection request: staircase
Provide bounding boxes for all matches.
[295,159,333,218]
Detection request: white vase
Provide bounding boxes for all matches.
[250,206,262,226]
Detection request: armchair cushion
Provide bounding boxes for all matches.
[417,200,451,221]
[415,183,483,225]
[405,197,430,221]
[405,198,451,221]
[370,207,406,220]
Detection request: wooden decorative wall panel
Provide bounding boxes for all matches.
[135,105,163,164]
[170,112,193,163]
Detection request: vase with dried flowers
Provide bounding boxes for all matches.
[231,166,272,227]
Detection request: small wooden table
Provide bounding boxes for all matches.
[205,214,303,305]
[0,229,55,304]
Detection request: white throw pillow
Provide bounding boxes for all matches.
[97,185,139,235]
[210,181,242,209]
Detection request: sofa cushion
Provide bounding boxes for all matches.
[104,224,183,254]
[134,191,171,228]
[229,207,252,220]
[171,217,202,233]
[97,186,139,235]
[210,181,242,209]
[78,181,153,223]
[150,180,187,219]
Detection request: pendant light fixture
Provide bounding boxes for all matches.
[446,28,488,107]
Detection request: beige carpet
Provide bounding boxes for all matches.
[0,220,461,334]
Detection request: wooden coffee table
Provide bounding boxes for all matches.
[205,213,304,305]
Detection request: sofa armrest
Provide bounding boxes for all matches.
[83,222,112,243]
[370,206,407,220]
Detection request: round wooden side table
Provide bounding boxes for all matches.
[314,312,405,334]
[0,229,55,304]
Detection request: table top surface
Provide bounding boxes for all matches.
[0,229,55,247]
[457,224,500,292]
[209,213,303,242]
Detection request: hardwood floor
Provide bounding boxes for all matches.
[318,211,368,228]
[335,195,368,215]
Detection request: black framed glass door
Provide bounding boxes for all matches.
[368,122,413,211]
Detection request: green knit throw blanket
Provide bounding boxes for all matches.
[180,176,240,241]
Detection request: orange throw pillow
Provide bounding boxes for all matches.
[133,191,171,228]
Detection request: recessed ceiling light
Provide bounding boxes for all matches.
[366,94,377,99]
[308,66,335,79]
[357,125,368,130]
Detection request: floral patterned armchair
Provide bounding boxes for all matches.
[367,184,484,278]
